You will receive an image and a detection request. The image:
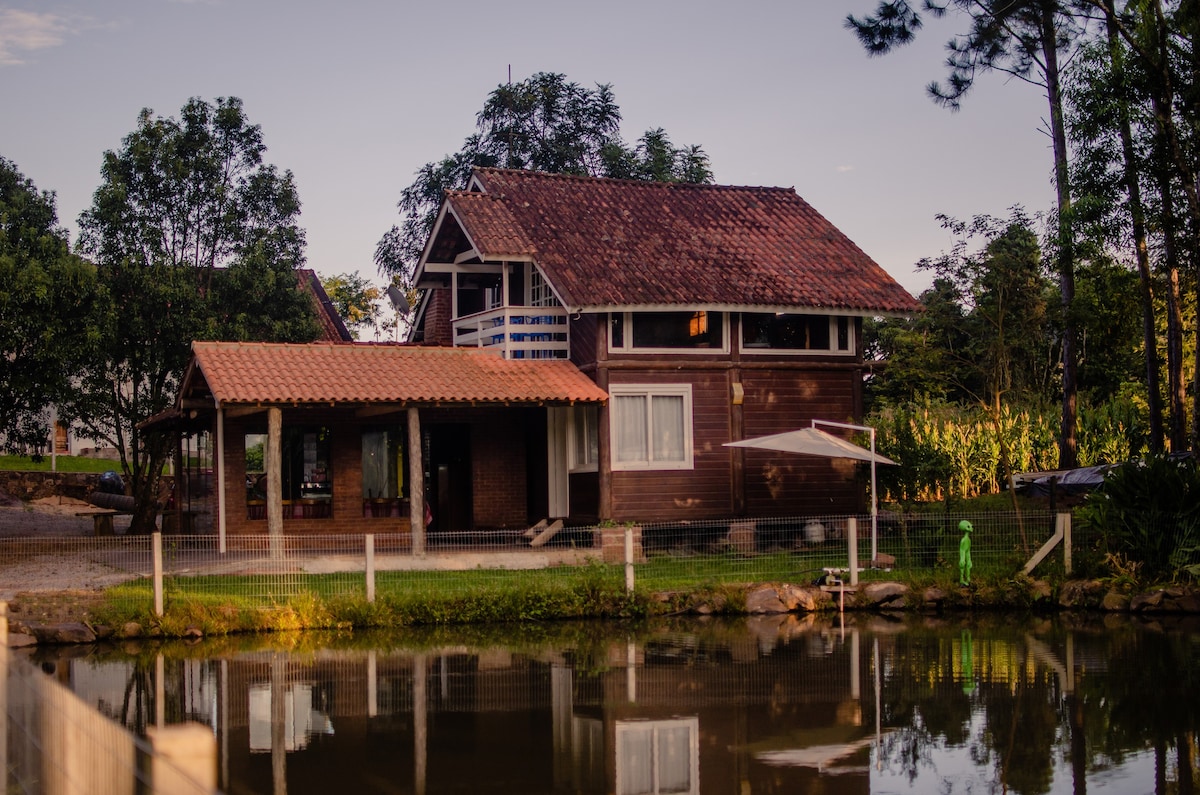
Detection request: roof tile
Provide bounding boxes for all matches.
[190,342,608,405]
[449,168,920,314]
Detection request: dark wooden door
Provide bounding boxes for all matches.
[425,424,472,532]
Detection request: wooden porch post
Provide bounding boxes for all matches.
[596,323,613,521]
[266,407,283,554]
[216,407,227,553]
[408,406,425,556]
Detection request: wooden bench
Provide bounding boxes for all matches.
[75,510,129,536]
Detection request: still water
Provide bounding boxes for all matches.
[24,612,1200,795]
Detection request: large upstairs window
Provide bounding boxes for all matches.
[741,313,853,354]
[609,311,726,353]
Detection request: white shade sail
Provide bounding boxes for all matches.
[723,427,897,465]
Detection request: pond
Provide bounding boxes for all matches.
[21,612,1200,794]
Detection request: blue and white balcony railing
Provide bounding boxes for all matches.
[453,306,570,359]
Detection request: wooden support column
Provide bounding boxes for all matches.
[596,315,613,521]
[216,407,227,553]
[266,407,283,553]
[408,407,425,556]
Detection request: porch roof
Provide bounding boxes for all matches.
[184,341,608,407]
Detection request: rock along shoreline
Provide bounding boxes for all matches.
[5,578,1199,647]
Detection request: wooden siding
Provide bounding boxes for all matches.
[606,368,734,522]
[569,313,599,370]
[739,369,864,516]
[602,363,867,522]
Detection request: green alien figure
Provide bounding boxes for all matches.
[958,519,974,586]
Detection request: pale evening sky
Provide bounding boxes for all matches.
[1,0,1057,299]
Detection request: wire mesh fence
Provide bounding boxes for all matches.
[2,643,216,794]
[0,510,1092,617]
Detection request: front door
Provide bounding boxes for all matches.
[425,424,473,532]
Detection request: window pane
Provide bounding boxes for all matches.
[614,395,648,463]
[651,395,685,462]
[656,726,693,793]
[742,313,838,351]
[631,311,722,349]
[618,726,654,795]
[610,313,625,349]
[572,407,598,469]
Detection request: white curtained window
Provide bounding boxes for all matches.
[610,385,693,470]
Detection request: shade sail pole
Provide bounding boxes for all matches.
[812,419,879,563]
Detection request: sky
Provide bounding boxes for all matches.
[1,0,1059,300]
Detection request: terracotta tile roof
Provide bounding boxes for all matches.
[298,269,354,342]
[446,193,537,259]
[188,342,608,406]
[445,168,920,314]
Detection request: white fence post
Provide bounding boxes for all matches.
[145,722,217,793]
[1,602,7,790]
[152,532,164,617]
[1061,512,1072,575]
[847,517,859,587]
[624,524,635,593]
[365,534,376,604]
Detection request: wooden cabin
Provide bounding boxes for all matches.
[164,169,918,541]
[409,168,919,526]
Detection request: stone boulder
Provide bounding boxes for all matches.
[1101,591,1130,612]
[860,581,910,610]
[745,585,789,614]
[27,622,97,645]
[780,584,818,613]
[1058,580,1106,610]
[921,586,948,608]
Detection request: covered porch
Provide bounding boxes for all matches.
[169,342,608,552]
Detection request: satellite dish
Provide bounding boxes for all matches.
[386,284,410,317]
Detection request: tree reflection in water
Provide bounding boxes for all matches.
[26,613,1200,795]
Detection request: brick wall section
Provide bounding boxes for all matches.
[423,289,454,346]
[470,418,527,527]
[599,524,643,563]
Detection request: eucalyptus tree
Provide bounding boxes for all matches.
[73,97,320,532]
[847,0,1093,468]
[0,157,102,453]
[375,72,713,285]
[1077,0,1200,449]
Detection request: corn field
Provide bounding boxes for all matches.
[869,398,1148,502]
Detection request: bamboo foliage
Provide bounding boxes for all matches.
[870,399,1146,502]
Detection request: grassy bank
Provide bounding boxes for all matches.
[0,454,120,474]
[4,564,1073,640]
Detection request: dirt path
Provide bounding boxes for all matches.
[0,497,138,602]
[0,496,132,537]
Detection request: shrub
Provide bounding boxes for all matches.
[1076,455,1200,579]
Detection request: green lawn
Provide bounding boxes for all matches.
[0,455,121,474]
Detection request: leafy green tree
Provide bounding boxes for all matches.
[0,157,102,453]
[847,1,1088,468]
[375,72,713,285]
[866,277,973,407]
[1064,1,1200,453]
[321,272,384,336]
[71,97,320,532]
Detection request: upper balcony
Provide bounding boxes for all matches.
[452,306,569,360]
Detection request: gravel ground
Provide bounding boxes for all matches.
[0,497,136,601]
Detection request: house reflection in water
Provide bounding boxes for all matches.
[53,617,885,794]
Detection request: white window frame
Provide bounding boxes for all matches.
[614,717,700,795]
[740,313,855,356]
[609,311,730,355]
[608,384,694,471]
[527,265,557,308]
[568,405,599,473]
